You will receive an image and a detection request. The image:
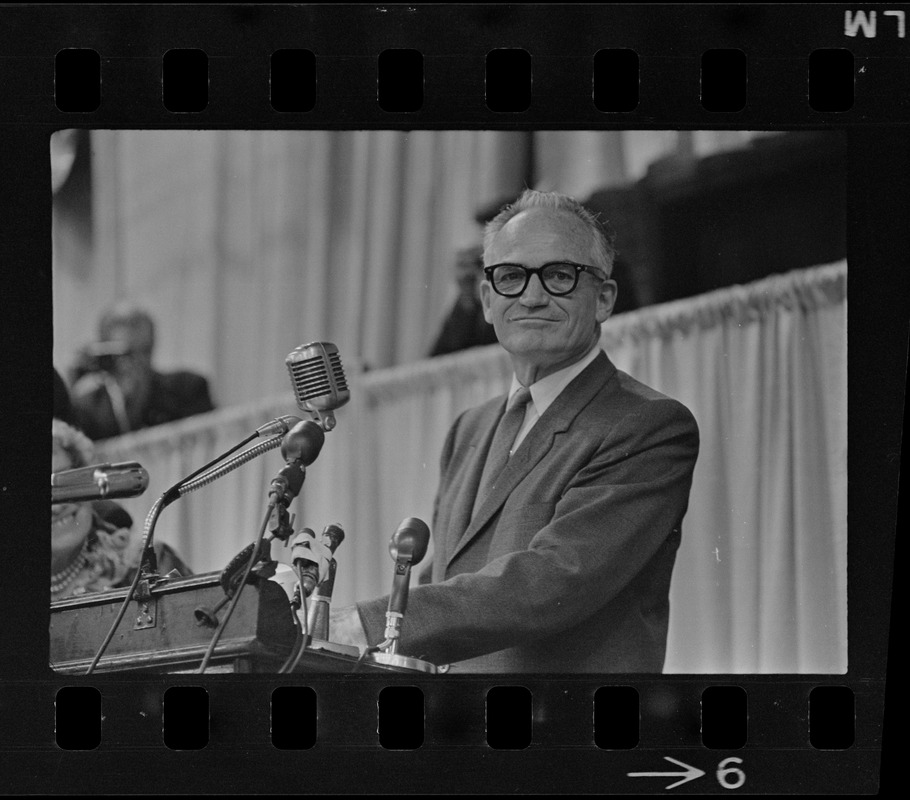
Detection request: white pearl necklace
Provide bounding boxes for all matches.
[50,540,89,595]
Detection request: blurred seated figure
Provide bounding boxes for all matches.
[51,417,191,600]
[428,245,499,357]
[70,303,215,440]
[54,367,76,426]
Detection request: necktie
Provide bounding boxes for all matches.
[473,387,532,515]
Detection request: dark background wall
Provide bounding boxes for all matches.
[586,131,847,308]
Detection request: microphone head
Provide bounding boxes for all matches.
[280,419,326,466]
[51,462,150,503]
[389,517,430,565]
[320,523,345,552]
[286,342,350,431]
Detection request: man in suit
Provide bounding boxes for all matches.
[69,304,215,440]
[332,189,699,672]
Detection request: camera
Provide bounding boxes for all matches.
[79,341,133,374]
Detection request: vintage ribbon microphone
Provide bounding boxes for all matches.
[285,341,350,432]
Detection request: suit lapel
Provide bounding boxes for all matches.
[440,400,504,563]
[447,352,615,566]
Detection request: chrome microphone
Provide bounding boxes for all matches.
[52,462,150,503]
[285,342,350,431]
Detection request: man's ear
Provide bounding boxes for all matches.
[480,280,495,324]
[595,279,618,324]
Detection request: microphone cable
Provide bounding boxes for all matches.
[276,590,307,675]
[195,502,274,674]
[277,563,313,674]
[83,428,281,675]
[350,644,383,674]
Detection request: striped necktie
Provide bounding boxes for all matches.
[473,386,532,515]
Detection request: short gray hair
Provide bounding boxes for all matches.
[483,189,616,276]
[99,303,156,351]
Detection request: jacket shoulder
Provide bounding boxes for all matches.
[601,367,699,435]
[155,369,210,392]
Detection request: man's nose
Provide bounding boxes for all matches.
[519,273,549,305]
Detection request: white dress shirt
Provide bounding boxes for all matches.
[506,343,603,455]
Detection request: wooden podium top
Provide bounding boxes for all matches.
[50,572,434,675]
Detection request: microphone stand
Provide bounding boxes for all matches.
[83,422,296,675]
[360,518,437,674]
[364,621,437,673]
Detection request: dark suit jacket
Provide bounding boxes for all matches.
[357,351,699,673]
[73,369,214,440]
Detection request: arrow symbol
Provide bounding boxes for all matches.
[628,756,705,790]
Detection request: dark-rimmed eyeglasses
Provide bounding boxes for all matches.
[483,261,608,297]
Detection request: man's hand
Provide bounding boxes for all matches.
[329,605,369,648]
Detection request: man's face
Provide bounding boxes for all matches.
[480,208,617,382]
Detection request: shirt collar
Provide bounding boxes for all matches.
[508,343,602,417]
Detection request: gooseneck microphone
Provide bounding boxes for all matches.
[383,517,430,655]
[52,462,150,503]
[81,362,316,675]
[286,342,350,431]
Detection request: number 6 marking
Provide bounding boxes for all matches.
[716,757,746,790]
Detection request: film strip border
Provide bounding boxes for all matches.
[0,3,902,795]
[2,678,877,794]
[1,4,908,126]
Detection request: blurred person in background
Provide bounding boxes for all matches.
[51,417,191,600]
[428,245,499,357]
[69,303,215,441]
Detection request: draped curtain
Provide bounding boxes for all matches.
[96,262,847,674]
[52,129,778,406]
[53,129,535,405]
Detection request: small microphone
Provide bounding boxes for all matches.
[383,517,430,654]
[286,342,350,431]
[290,526,339,599]
[306,524,345,639]
[268,420,325,508]
[51,462,150,503]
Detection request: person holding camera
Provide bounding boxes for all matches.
[69,303,215,441]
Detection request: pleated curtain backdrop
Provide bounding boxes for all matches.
[53,129,782,404]
[55,130,535,406]
[601,262,847,674]
[96,262,847,674]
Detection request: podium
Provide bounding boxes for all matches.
[50,572,432,675]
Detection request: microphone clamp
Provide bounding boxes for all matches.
[381,611,404,654]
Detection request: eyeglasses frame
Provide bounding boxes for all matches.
[483,260,609,297]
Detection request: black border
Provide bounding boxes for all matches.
[0,4,904,794]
